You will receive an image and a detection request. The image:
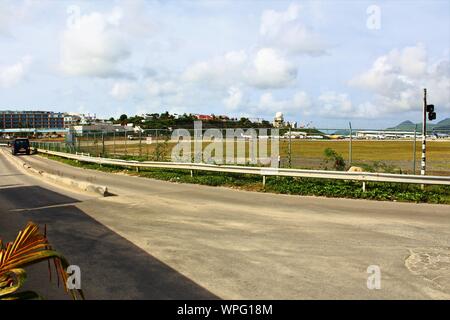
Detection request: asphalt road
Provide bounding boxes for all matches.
[1,150,449,299]
[0,151,216,299]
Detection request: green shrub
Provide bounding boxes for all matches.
[323,148,346,171]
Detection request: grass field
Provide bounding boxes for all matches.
[69,138,450,175]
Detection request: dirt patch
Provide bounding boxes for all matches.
[405,247,450,294]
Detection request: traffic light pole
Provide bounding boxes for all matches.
[421,88,427,176]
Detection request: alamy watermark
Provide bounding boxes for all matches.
[367,265,381,290]
[66,5,81,29]
[366,4,381,30]
[66,265,81,290]
[170,121,280,170]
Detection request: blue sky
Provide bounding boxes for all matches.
[0,0,449,129]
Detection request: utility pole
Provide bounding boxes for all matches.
[421,88,427,176]
[421,88,437,178]
[349,121,353,166]
[288,126,292,168]
[413,124,417,175]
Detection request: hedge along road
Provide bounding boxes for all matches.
[2,151,450,299]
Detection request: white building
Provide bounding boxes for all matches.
[356,130,415,139]
[72,123,127,135]
[64,114,81,128]
[64,113,97,127]
[273,112,284,128]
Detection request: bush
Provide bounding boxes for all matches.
[323,148,346,171]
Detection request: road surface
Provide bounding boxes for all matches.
[1,150,449,299]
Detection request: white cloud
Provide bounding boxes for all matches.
[110,81,135,100]
[350,44,450,112]
[318,91,352,114]
[292,91,312,112]
[182,50,247,88]
[253,90,382,119]
[183,48,296,89]
[245,48,297,89]
[260,3,328,56]
[60,7,130,78]
[253,90,311,116]
[0,56,32,88]
[313,92,380,118]
[223,86,243,111]
[260,3,299,36]
[147,80,179,96]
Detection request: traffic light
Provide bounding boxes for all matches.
[426,104,436,121]
[429,111,436,121]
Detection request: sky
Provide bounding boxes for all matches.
[0,0,449,129]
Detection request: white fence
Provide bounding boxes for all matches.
[35,148,450,188]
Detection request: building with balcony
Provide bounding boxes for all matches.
[0,110,65,130]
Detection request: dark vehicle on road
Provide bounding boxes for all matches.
[11,138,31,155]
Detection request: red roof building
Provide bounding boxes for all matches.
[194,114,214,120]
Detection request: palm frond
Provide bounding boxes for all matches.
[0,222,84,300]
[0,268,27,297]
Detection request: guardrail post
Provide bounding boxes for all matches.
[102,132,105,157]
[263,175,266,187]
[136,166,140,173]
[190,170,193,177]
[139,130,142,157]
[113,131,116,156]
[123,130,127,156]
[362,181,366,192]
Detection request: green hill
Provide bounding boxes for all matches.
[434,118,450,131]
[387,120,417,131]
[387,118,450,131]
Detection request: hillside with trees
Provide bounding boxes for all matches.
[110,112,273,129]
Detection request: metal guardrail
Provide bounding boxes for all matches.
[35,148,450,187]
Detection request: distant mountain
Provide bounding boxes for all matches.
[387,120,417,131]
[435,118,450,126]
[434,118,450,131]
[387,118,450,132]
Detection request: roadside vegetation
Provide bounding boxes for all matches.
[39,153,450,204]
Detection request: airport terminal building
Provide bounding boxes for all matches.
[0,111,65,130]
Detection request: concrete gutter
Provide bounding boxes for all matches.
[0,147,109,197]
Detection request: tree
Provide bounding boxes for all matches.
[261,120,272,127]
[119,114,128,125]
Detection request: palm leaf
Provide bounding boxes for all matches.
[0,268,26,297]
[0,222,84,300]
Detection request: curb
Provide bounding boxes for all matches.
[0,147,109,197]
